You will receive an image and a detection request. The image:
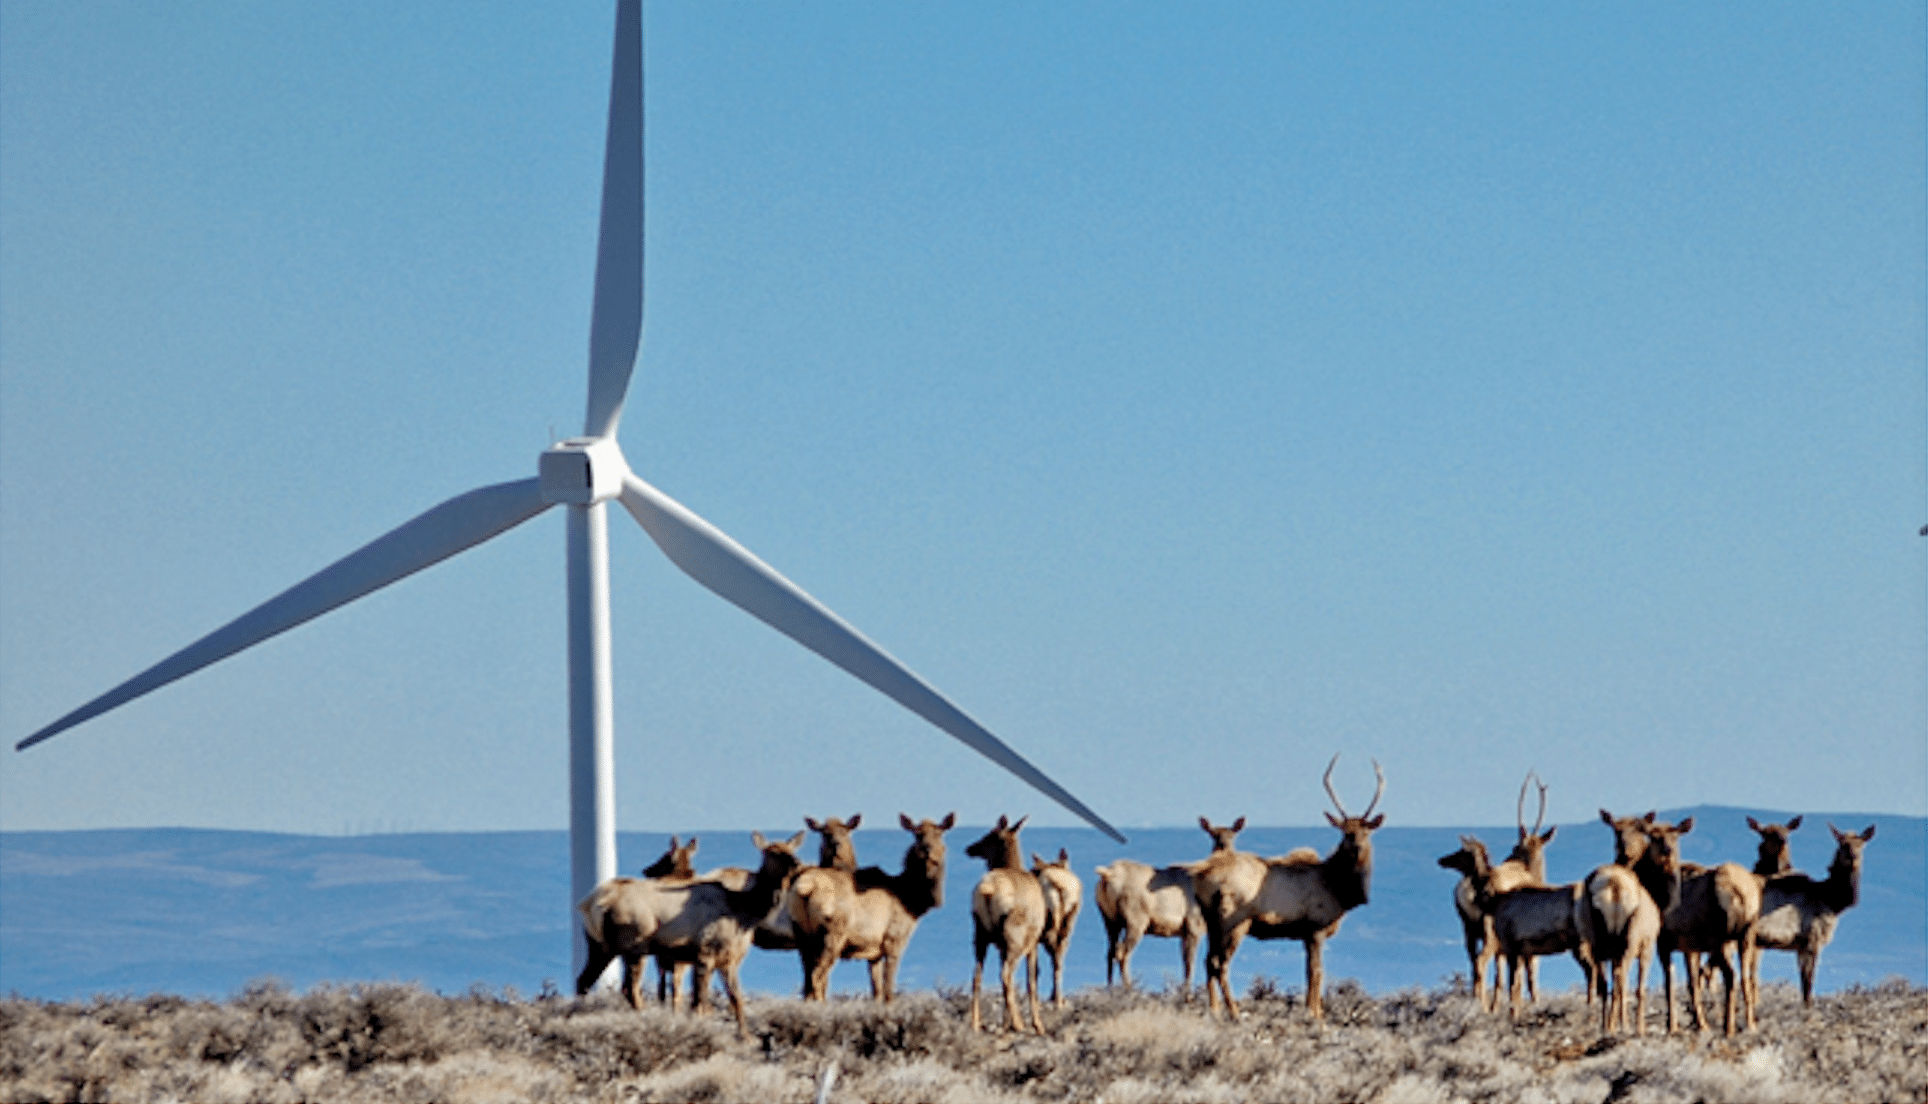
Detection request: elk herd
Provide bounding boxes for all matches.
[574,758,1875,1040]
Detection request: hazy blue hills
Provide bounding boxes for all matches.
[3,807,1920,1003]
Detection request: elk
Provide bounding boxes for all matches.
[1625,815,1761,1035]
[576,830,805,1037]
[966,816,1048,1034]
[1192,756,1385,1022]
[1746,823,1875,1011]
[1442,774,1559,1011]
[1093,817,1242,993]
[1577,855,1659,1036]
[787,813,953,1003]
[1440,836,1592,1021]
[1030,848,1082,1009]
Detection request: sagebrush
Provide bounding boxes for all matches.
[3,978,1923,1103]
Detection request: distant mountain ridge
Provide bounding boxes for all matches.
[3,807,1920,1002]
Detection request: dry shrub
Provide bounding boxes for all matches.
[1,978,1922,1103]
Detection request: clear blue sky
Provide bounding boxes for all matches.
[3,2,1922,836]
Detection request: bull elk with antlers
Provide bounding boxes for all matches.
[1191,756,1386,1022]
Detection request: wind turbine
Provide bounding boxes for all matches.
[13,0,1123,973]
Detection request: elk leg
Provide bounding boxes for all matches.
[1027,948,1046,1034]
[1304,935,1326,1022]
[576,939,616,998]
[720,961,748,1040]
[880,952,900,1004]
[1632,950,1650,1036]
[1181,920,1201,997]
[999,946,1024,1034]
[867,958,886,1000]
[970,936,989,1032]
[1117,923,1142,989]
[1527,955,1541,1004]
[690,962,713,1016]
[1797,945,1818,1007]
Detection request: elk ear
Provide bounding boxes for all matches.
[1746,816,1763,832]
[785,830,807,851]
[1232,816,1246,832]
[1366,814,1385,830]
[1539,826,1557,845]
[1031,852,1045,869]
[805,817,824,832]
[1677,817,1694,835]
[1787,815,1802,831]
[1642,811,1656,823]
[847,814,861,830]
[995,815,1010,830]
[900,813,916,833]
[1199,816,1213,833]
[1599,809,1615,826]
[1058,847,1070,864]
[1326,811,1343,829]
[1012,815,1029,832]
[940,812,957,830]
[753,831,768,850]
[1862,824,1876,841]
[686,837,699,853]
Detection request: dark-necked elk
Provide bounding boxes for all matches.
[966,816,1048,1034]
[1440,835,1592,1021]
[788,813,952,1003]
[1031,848,1082,1009]
[1192,756,1385,1022]
[576,830,805,1037]
[1442,774,1558,1011]
[1747,823,1874,1011]
[1625,814,1761,1035]
[642,835,699,880]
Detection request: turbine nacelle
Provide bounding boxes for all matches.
[540,437,629,505]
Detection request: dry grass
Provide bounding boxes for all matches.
[3,977,1922,1103]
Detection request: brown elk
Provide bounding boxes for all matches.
[1030,848,1082,1009]
[966,816,1048,1034]
[1746,823,1875,1011]
[1577,854,1658,1036]
[1442,774,1558,1011]
[1093,817,1241,993]
[1625,815,1761,1036]
[1440,836,1593,1021]
[1192,756,1385,1022]
[576,830,806,1037]
[787,813,953,1003]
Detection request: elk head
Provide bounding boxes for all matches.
[1322,755,1386,908]
[641,834,698,879]
[1827,823,1875,882]
[749,829,808,888]
[899,812,955,908]
[1198,816,1246,853]
[1599,808,1658,867]
[804,813,863,872]
[966,815,1029,871]
[1746,815,1801,876]
[1031,847,1072,875]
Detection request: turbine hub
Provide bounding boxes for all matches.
[540,437,628,505]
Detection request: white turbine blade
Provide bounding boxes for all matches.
[618,474,1125,842]
[16,479,554,751]
[583,0,643,440]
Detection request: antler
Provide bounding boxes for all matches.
[1363,758,1386,820]
[1323,753,1348,818]
[1323,755,1387,820]
[1517,771,1547,837]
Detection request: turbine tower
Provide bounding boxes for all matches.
[14,1,1123,974]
